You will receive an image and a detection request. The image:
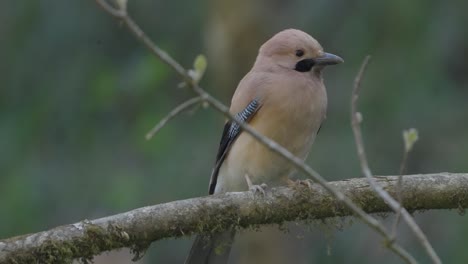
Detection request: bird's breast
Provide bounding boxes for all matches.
[253,78,327,161]
[216,77,327,193]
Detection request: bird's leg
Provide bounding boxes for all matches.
[244,174,268,195]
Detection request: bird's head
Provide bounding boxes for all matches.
[257,29,343,73]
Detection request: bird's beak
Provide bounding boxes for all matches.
[315,52,344,66]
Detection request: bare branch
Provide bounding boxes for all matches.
[95,0,125,18]
[95,4,418,262]
[146,96,203,140]
[1,173,467,263]
[202,91,416,263]
[96,0,188,77]
[392,128,418,238]
[351,57,441,264]
[391,149,409,238]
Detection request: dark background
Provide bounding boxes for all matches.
[1,0,467,263]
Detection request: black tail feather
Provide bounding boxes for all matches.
[185,230,236,264]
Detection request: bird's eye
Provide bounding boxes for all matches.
[295,49,304,57]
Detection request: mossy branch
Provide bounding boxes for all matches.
[1,173,467,263]
[93,0,415,260]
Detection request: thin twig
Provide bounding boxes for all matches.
[146,96,203,140]
[194,87,420,263]
[96,1,417,263]
[351,56,441,264]
[392,149,409,238]
[95,0,125,18]
[96,0,189,80]
[393,128,419,238]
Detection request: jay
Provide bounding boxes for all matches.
[186,28,343,264]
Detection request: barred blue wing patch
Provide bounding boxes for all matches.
[209,99,261,194]
[228,100,258,138]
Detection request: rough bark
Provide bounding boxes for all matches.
[1,173,467,263]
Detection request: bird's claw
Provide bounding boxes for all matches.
[244,174,268,195]
[298,179,314,188]
[249,183,268,196]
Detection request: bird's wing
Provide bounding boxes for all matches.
[208,99,261,194]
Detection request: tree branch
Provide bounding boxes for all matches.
[350,57,441,263]
[145,96,203,140]
[1,173,467,263]
[94,1,420,260]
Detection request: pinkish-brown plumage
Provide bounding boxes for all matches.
[186,29,343,264]
[215,29,341,193]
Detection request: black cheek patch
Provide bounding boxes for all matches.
[294,58,315,72]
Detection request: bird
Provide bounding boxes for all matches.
[185,28,343,264]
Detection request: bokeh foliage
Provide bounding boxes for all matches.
[1,0,467,263]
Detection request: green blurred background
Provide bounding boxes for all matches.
[1,0,467,263]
